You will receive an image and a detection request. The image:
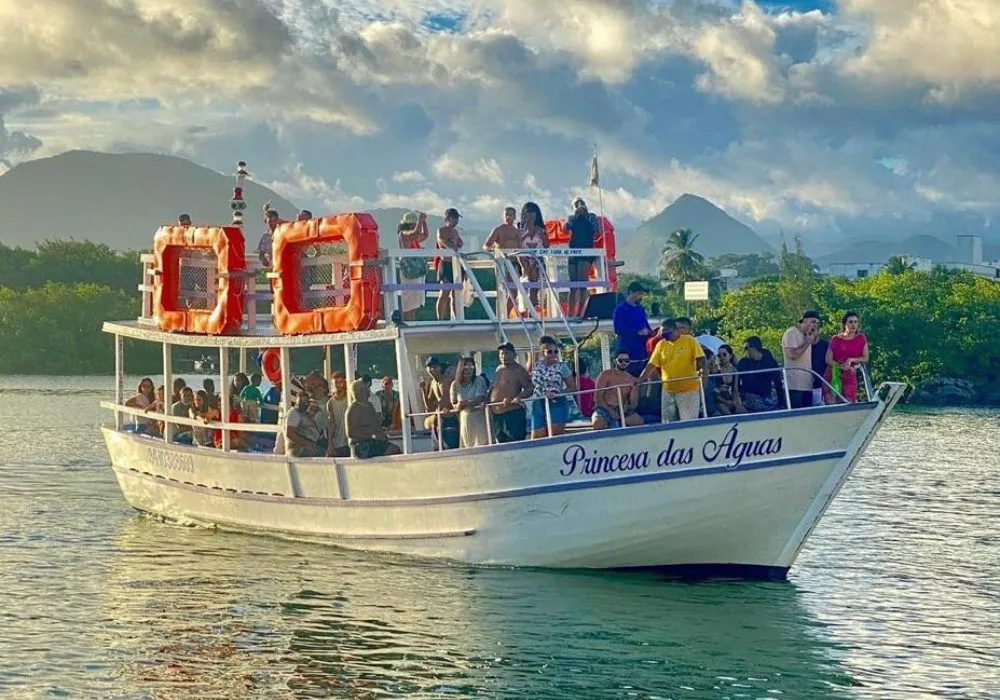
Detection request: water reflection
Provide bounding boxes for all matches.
[2,377,999,698]
[101,520,852,699]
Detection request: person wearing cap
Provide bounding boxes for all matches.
[613,281,653,377]
[489,342,533,443]
[397,211,430,321]
[483,207,523,318]
[782,310,821,409]
[435,208,465,321]
[423,356,459,449]
[639,318,706,423]
[177,213,192,226]
[562,198,601,317]
[296,209,313,221]
[737,336,781,412]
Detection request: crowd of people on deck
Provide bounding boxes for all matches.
[125,300,869,458]
[141,200,871,459]
[394,197,603,321]
[244,197,605,323]
[613,281,871,421]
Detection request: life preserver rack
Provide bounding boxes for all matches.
[152,225,246,335]
[545,216,619,291]
[271,213,382,335]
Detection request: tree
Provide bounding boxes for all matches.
[777,234,817,319]
[884,255,916,275]
[708,252,779,279]
[658,228,707,291]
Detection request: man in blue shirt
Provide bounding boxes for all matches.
[613,281,652,376]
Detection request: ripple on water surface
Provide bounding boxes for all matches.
[0,378,998,698]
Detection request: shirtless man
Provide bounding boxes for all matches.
[435,208,464,321]
[423,356,458,448]
[592,351,645,430]
[489,342,533,443]
[483,207,523,316]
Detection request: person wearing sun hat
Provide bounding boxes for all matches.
[397,210,430,320]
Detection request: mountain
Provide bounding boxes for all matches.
[618,194,774,275]
[816,234,1000,265]
[0,151,298,250]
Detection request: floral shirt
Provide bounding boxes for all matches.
[531,361,570,398]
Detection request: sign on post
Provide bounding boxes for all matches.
[684,281,710,301]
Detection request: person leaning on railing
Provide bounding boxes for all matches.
[489,342,533,443]
[529,336,576,438]
[638,320,706,423]
[737,336,782,412]
[592,351,645,430]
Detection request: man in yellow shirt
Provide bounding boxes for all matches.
[639,319,707,422]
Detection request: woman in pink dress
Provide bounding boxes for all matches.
[824,311,869,403]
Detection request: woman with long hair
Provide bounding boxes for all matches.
[713,344,746,416]
[519,201,549,311]
[824,311,869,403]
[450,356,490,447]
[124,377,156,433]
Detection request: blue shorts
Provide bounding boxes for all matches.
[592,406,621,428]
[530,397,569,431]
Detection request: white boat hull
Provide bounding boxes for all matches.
[103,385,904,578]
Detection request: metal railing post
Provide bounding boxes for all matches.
[615,386,626,427]
[782,368,792,409]
[219,346,231,452]
[544,396,553,437]
[114,334,123,430]
[162,342,172,443]
[484,404,494,445]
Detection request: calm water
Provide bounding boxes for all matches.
[1,376,997,699]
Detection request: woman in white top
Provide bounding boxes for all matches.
[124,377,156,433]
[519,201,549,311]
[450,356,490,447]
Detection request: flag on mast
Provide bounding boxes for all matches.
[589,150,599,188]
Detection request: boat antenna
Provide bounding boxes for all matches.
[591,143,606,238]
[231,160,248,228]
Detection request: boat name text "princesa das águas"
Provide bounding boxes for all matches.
[559,425,783,477]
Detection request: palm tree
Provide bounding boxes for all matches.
[884,255,916,275]
[658,228,707,291]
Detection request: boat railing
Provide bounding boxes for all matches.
[404,365,853,454]
[379,246,610,327]
[138,253,273,330]
[102,362,860,458]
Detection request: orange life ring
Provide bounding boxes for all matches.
[261,348,281,384]
[271,213,382,335]
[152,225,246,334]
[544,216,618,292]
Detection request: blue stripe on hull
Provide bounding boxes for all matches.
[618,563,790,581]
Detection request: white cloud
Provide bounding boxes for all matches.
[432,154,505,185]
[2,0,1000,247]
[692,2,787,104]
[392,170,426,183]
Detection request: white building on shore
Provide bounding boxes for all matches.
[820,236,1000,281]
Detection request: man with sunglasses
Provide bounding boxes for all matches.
[592,351,645,430]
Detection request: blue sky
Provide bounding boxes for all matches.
[0,0,998,247]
